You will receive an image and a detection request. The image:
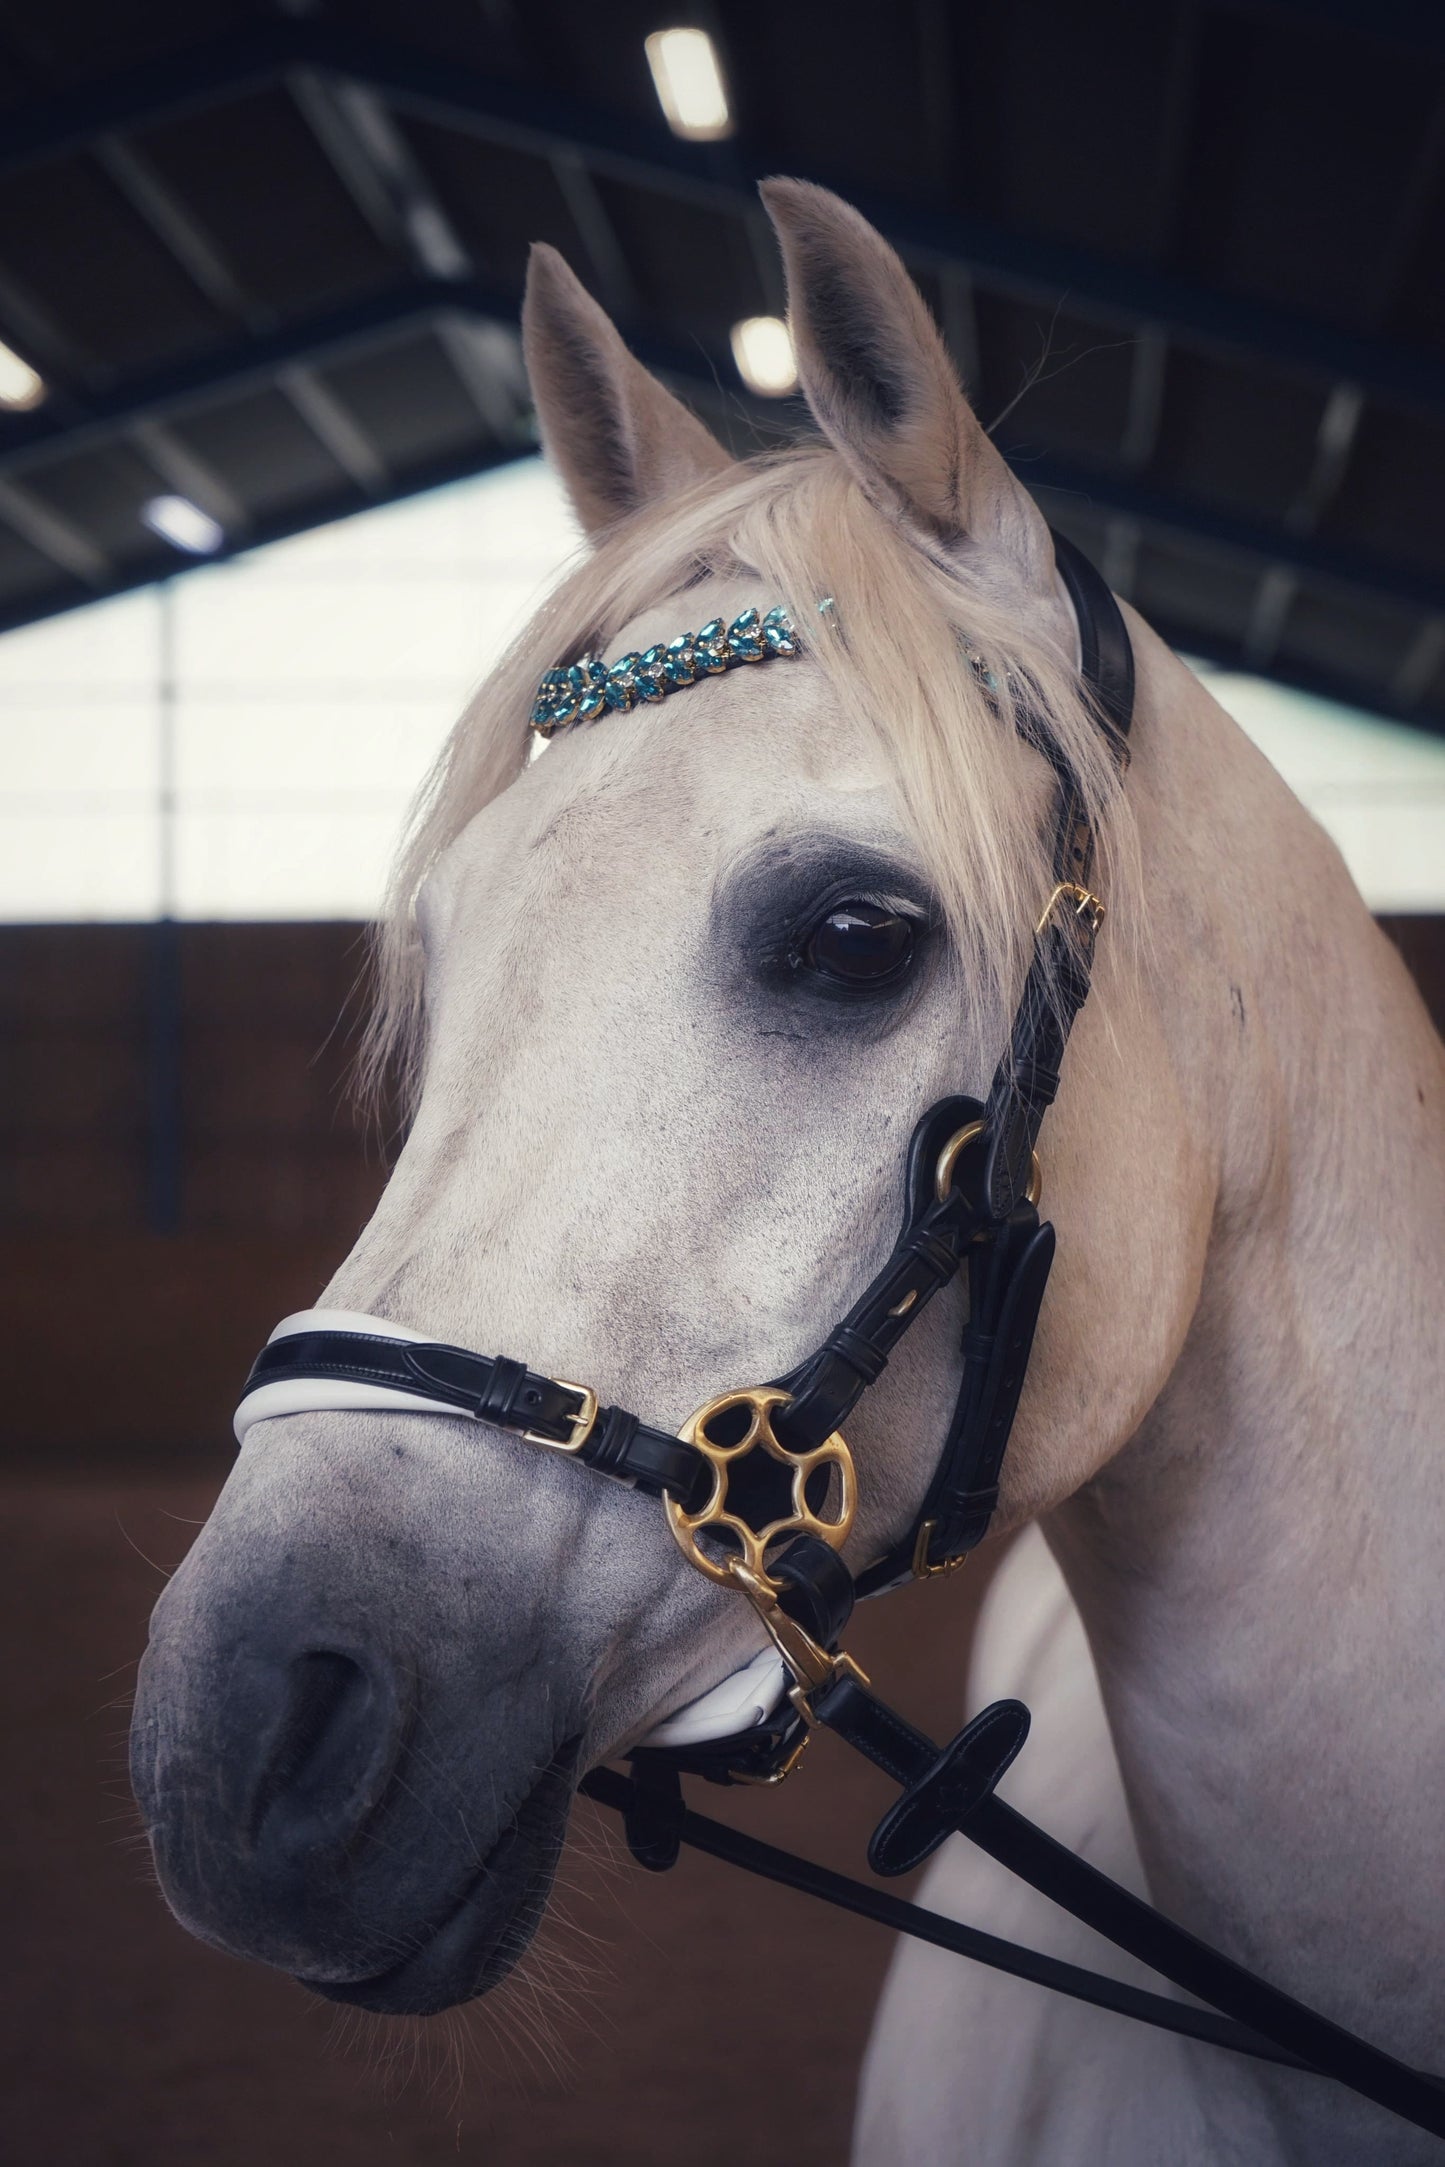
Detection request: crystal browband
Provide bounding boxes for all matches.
[530,604,799,738]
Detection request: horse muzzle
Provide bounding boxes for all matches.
[130,1558,581,2013]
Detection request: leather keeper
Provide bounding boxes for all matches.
[770,1533,856,1649]
[621,1758,685,1873]
[868,1699,1031,1876]
[583,1416,712,1509]
[826,1325,890,1386]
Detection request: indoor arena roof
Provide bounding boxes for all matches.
[1,0,1444,732]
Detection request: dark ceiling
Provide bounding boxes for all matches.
[1,0,1444,731]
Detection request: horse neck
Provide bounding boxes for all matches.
[1050,631,1445,2085]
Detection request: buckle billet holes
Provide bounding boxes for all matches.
[666,1385,856,1590]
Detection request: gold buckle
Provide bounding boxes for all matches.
[1036,881,1106,937]
[665,1384,856,1591]
[524,1379,599,1455]
[911,1517,970,1581]
[729,1731,812,1787]
[935,1121,1042,1211]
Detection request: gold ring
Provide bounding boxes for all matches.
[935,1120,1042,1209]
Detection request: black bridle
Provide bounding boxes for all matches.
[238,537,1445,2142]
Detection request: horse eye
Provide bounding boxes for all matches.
[800,901,916,989]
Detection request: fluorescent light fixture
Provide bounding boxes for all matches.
[730,315,798,397]
[142,494,225,555]
[0,338,45,410]
[644,27,732,140]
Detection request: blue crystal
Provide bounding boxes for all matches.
[532,668,567,728]
[549,674,581,727]
[695,618,730,673]
[662,634,697,686]
[636,645,669,703]
[727,607,764,661]
[961,637,998,694]
[537,605,800,732]
[762,605,798,655]
[604,653,641,711]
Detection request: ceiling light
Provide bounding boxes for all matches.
[644,27,732,140]
[0,338,46,411]
[730,316,797,397]
[142,495,225,555]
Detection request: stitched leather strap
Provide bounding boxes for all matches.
[241,1332,708,1506]
[800,1675,1445,2136]
[777,1094,986,1451]
[591,1650,1445,2142]
[580,1762,1319,2073]
[580,1759,1445,2136]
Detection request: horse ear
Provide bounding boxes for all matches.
[760,178,1055,597]
[522,243,733,538]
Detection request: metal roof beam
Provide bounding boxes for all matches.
[92,135,260,326]
[0,477,110,583]
[79,138,256,536]
[0,283,488,477]
[275,365,388,495]
[6,23,1445,425]
[1143,607,1445,737]
[1120,328,1169,471]
[1393,617,1445,709]
[2,276,1443,631]
[1011,444,1445,621]
[549,151,639,319]
[316,78,472,281]
[83,127,394,520]
[0,441,532,639]
[1241,381,1368,672]
[286,70,534,448]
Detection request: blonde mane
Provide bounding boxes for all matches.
[365,445,1138,1111]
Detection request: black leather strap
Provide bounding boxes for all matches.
[856,534,1136,1584]
[241,1332,708,1507]
[579,1758,1445,2135]
[961,1789,1445,2134]
[803,1677,1445,2135]
[586,1655,1445,2144]
[1053,528,1136,749]
[579,1764,1315,2074]
[777,1095,986,1451]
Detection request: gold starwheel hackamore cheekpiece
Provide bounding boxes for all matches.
[664,1384,856,1590]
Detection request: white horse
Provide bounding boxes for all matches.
[130,180,1445,2163]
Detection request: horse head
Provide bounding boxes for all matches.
[130,181,1203,2018]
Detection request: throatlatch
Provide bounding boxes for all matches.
[233,535,1445,2143]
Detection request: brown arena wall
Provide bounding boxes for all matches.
[2,915,1443,1465]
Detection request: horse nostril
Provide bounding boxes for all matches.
[249,1649,398,1852]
